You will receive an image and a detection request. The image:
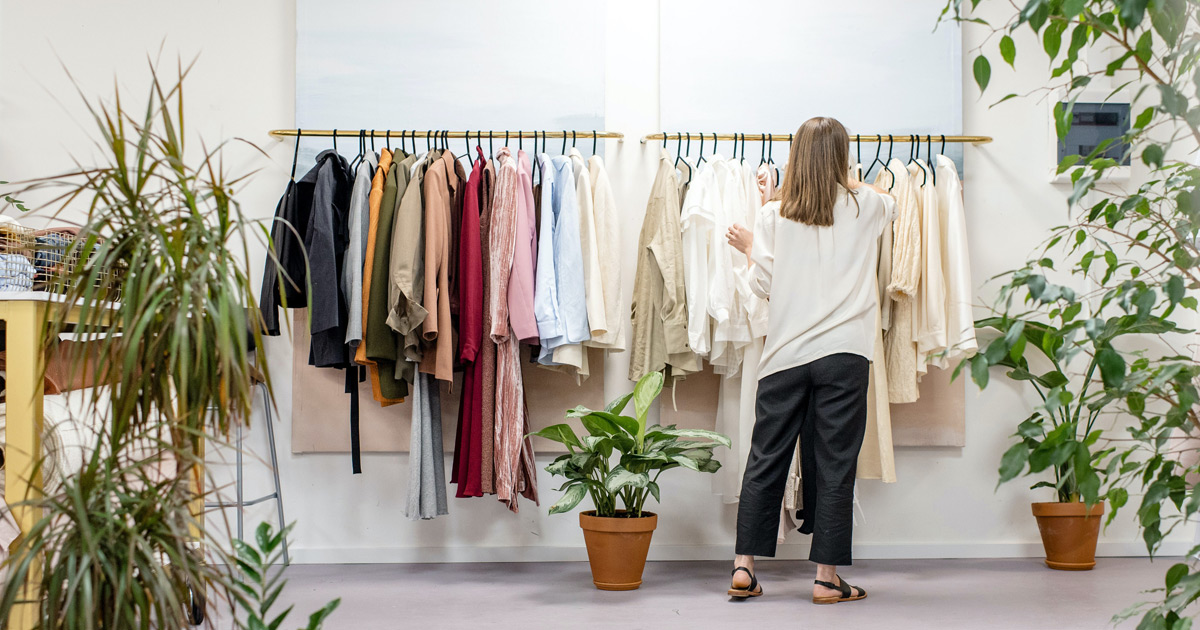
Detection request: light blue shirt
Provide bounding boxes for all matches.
[535,155,590,364]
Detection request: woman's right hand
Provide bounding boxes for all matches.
[727,223,754,259]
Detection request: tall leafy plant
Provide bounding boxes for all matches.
[0,61,331,629]
[943,1,1200,627]
[534,372,731,518]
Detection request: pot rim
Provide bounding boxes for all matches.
[579,510,658,519]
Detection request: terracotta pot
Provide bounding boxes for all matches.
[579,510,658,591]
[1031,501,1105,571]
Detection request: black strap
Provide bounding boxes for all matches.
[815,577,862,598]
[345,365,362,474]
[731,567,758,592]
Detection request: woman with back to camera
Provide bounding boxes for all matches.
[724,117,896,605]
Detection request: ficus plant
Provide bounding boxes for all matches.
[943,0,1200,627]
[533,371,732,518]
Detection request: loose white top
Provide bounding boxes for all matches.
[750,188,897,379]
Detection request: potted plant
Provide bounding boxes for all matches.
[0,64,339,629]
[533,371,730,590]
[972,312,1131,570]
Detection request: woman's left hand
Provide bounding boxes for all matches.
[727,223,753,256]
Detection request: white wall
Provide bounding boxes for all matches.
[0,0,1190,563]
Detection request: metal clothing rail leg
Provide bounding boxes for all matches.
[204,381,290,565]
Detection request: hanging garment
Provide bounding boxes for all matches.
[355,149,402,404]
[534,154,590,373]
[490,149,538,512]
[911,159,947,375]
[709,159,752,374]
[260,180,301,337]
[932,155,978,367]
[342,152,377,350]
[571,148,606,342]
[418,151,464,382]
[680,162,718,360]
[406,369,449,520]
[478,158,499,495]
[880,159,921,403]
[584,154,625,351]
[508,151,540,343]
[388,151,437,389]
[756,163,776,206]
[629,150,700,384]
[451,148,486,498]
[365,151,418,402]
[739,161,769,340]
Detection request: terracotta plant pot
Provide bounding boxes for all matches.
[579,510,658,591]
[1031,501,1105,571]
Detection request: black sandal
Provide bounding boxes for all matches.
[813,576,867,604]
[728,566,763,599]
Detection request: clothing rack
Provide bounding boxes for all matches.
[641,133,992,144]
[269,129,624,141]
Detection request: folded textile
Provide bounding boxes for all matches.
[33,233,71,289]
[0,254,35,292]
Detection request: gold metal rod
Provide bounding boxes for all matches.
[641,133,992,144]
[269,129,624,140]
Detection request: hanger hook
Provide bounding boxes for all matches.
[698,132,705,162]
[593,130,598,155]
[686,132,691,156]
[290,129,302,180]
[887,134,894,161]
[332,129,338,153]
[572,130,577,148]
[489,131,494,157]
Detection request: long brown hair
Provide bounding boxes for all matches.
[777,117,855,226]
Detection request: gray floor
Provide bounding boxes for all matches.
[221,557,1184,629]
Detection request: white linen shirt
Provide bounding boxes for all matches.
[751,188,897,379]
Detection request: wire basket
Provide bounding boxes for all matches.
[0,223,37,293]
[31,230,124,301]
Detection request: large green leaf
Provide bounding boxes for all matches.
[999,443,1029,483]
[603,467,650,493]
[644,427,733,448]
[579,413,620,437]
[605,391,634,415]
[973,55,991,93]
[530,424,583,450]
[549,484,589,515]
[1000,35,1017,67]
[1097,346,1127,389]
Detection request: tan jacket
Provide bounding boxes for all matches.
[628,150,699,383]
[419,151,462,382]
[389,151,436,372]
[585,154,625,351]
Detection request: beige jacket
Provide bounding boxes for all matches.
[585,154,625,351]
[629,150,700,383]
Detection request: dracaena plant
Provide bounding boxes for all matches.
[943,0,1200,627]
[533,371,731,518]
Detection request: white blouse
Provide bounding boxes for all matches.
[750,188,897,379]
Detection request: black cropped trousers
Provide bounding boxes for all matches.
[735,353,869,565]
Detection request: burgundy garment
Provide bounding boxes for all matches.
[451,148,486,497]
[478,159,498,495]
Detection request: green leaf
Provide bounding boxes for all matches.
[604,391,634,415]
[647,481,661,503]
[645,427,733,448]
[1000,35,1016,67]
[579,413,620,437]
[1042,20,1065,60]
[1142,144,1164,169]
[1053,101,1073,140]
[1158,84,1188,116]
[971,353,990,388]
[990,93,1020,108]
[1097,346,1127,389]
[1134,106,1154,129]
[1057,154,1082,174]
[530,424,583,450]
[1061,0,1085,17]
[999,443,1028,483]
[1167,275,1185,305]
[604,467,650,493]
[1166,563,1190,591]
[1119,0,1150,29]
[973,55,991,93]
[549,484,588,514]
[632,371,664,447]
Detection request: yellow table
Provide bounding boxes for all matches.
[0,292,121,630]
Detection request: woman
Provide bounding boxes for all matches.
[725,117,895,605]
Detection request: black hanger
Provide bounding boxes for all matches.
[369,129,375,153]
[332,129,338,155]
[731,133,737,160]
[349,129,365,171]
[592,131,598,156]
[464,130,472,159]
[572,131,577,149]
[713,133,719,159]
[518,130,524,152]
[886,135,898,192]
[684,133,694,185]
[698,132,707,165]
[928,135,937,186]
[760,133,767,167]
[290,129,302,181]
[673,132,684,174]
[504,130,509,150]
[940,134,947,157]
[856,134,862,167]
[662,131,668,150]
